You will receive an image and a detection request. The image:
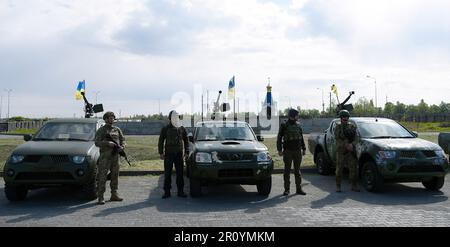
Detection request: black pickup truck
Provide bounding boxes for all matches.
[308,118,449,192]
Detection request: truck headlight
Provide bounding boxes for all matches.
[10,155,25,164]
[195,152,212,163]
[435,150,446,158]
[257,152,272,162]
[71,156,86,164]
[378,151,396,159]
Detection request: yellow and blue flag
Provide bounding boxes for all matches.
[76,80,85,100]
[228,76,235,100]
[331,84,338,97]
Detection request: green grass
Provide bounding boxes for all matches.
[400,122,450,132]
[5,128,38,135]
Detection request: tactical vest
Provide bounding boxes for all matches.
[283,122,302,141]
[165,126,183,153]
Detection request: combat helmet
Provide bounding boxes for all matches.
[338,110,350,118]
[103,111,116,120]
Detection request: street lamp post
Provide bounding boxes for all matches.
[316,88,325,114]
[366,75,377,109]
[0,94,3,120]
[4,89,12,120]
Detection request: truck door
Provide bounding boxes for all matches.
[325,120,337,164]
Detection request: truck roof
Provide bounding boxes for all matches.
[46,118,104,124]
[195,120,249,126]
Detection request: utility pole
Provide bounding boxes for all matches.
[317,88,325,114]
[366,75,377,108]
[4,89,12,120]
[329,92,332,115]
[0,94,3,120]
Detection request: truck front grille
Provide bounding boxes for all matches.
[217,153,254,161]
[218,169,253,178]
[50,155,70,164]
[15,172,74,180]
[399,151,417,158]
[24,155,42,163]
[398,164,444,173]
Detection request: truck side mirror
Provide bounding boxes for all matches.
[24,134,33,142]
[257,136,264,142]
[412,131,418,138]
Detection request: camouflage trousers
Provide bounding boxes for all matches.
[283,149,303,191]
[97,153,120,197]
[336,151,358,185]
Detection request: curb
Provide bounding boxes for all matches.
[1,168,317,178]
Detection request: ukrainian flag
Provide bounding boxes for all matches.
[228,76,235,100]
[331,84,338,97]
[76,80,85,100]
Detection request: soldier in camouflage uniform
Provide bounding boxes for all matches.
[94,111,126,205]
[277,109,307,196]
[334,110,360,192]
[159,110,189,199]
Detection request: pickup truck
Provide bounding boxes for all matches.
[186,121,273,197]
[308,118,449,192]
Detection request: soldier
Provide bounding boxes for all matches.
[159,110,189,199]
[335,110,360,192]
[277,109,307,196]
[94,111,126,205]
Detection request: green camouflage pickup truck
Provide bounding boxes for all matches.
[186,121,273,197]
[308,118,449,192]
[3,118,103,201]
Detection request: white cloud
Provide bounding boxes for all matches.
[0,0,449,118]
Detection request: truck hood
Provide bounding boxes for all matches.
[12,141,97,156]
[362,138,441,151]
[194,141,268,153]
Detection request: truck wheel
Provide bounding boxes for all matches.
[83,166,98,200]
[257,176,272,196]
[5,184,28,202]
[422,177,445,191]
[362,161,383,192]
[316,152,332,175]
[189,178,201,197]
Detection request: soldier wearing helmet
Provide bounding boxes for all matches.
[334,110,360,192]
[94,111,126,204]
[277,109,307,196]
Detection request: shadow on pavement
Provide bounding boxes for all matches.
[0,186,97,224]
[308,173,448,209]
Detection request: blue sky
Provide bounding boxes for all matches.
[0,0,449,118]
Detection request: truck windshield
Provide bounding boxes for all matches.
[358,120,414,139]
[33,123,96,141]
[195,124,256,141]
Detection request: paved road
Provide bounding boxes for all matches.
[1,174,449,227]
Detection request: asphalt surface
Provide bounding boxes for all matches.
[1,173,450,227]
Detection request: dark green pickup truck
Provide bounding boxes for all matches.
[308,118,449,192]
[3,118,103,201]
[186,121,273,197]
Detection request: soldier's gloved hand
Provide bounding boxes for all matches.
[278,151,284,156]
[345,143,354,152]
[118,146,124,152]
[160,154,165,160]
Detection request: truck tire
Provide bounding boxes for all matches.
[362,161,384,192]
[5,184,28,202]
[189,178,201,197]
[83,165,98,200]
[316,152,333,175]
[257,176,272,196]
[422,177,445,191]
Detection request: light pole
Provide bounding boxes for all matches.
[316,88,325,114]
[4,89,12,120]
[0,93,3,120]
[366,75,377,108]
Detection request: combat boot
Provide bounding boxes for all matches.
[177,191,187,198]
[283,190,289,196]
[351,182,361,192]
[296,187,306,195]
[162,191,171,199]
[97,195,105,205]
[336,183,342,193]
[110,192,124,202]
